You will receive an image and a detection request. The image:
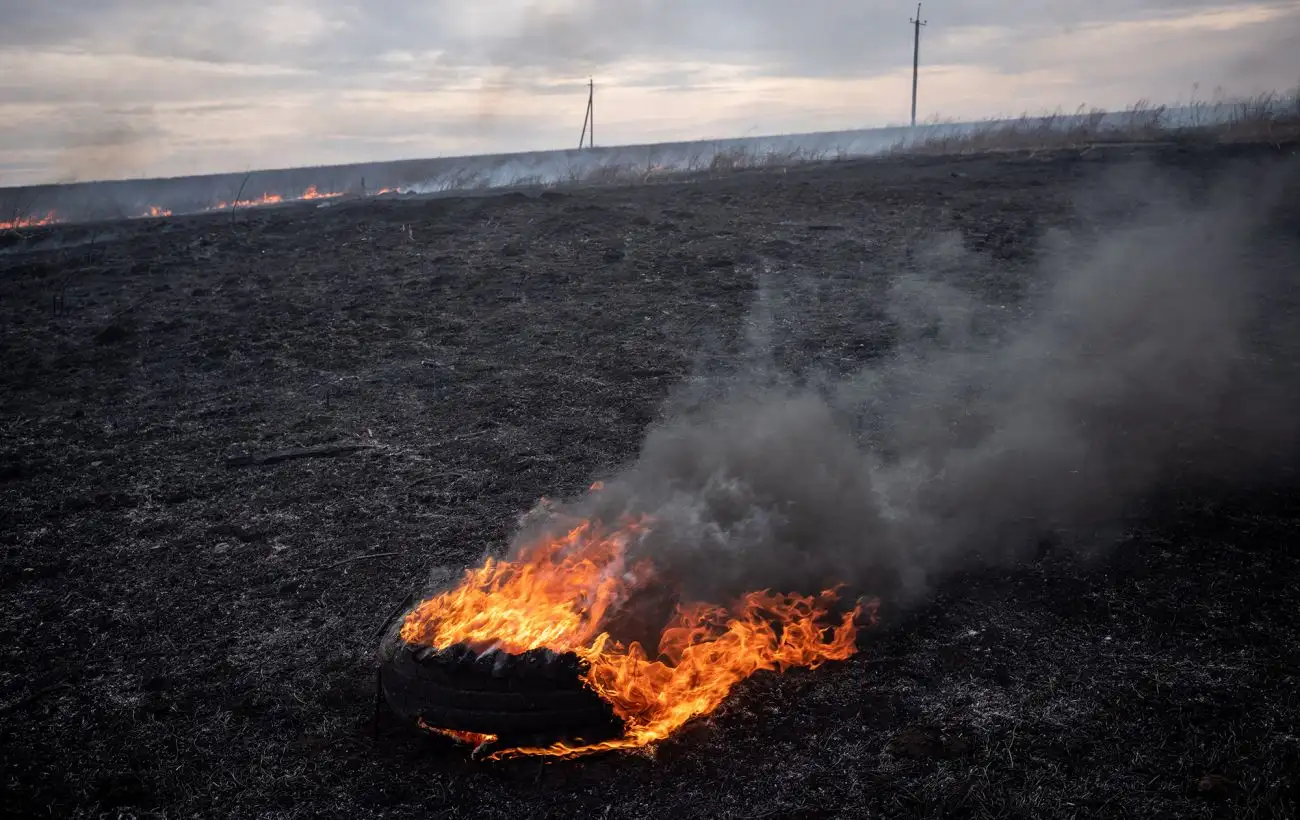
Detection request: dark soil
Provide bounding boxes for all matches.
[2,141,1299,819]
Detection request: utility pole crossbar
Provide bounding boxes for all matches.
[909,3,927,127]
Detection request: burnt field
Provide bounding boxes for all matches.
[3,141,1300,818]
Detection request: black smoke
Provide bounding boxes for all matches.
[510,158,1300,614]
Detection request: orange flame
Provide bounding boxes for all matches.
[205,186,346,212]
[207,192,285,212]
[399,518,869,759]
[419,721,497,748]
[300,185,344,201]
[0,211,58,231]
[2,185,374,231]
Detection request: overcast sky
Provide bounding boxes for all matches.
[1,0,1297,185]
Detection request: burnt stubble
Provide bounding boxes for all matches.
[2,141,1298,818]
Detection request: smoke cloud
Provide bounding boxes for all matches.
[509,158,1300,615]
[48,105,155,185]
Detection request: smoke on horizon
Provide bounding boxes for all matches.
[506,157,1300,614]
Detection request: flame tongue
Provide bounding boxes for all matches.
[399,516,869,759]
[577,588,862,755]
[400,519,656,655]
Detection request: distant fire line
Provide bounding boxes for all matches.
[0,185,403,232]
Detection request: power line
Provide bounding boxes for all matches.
[909,3,927,127]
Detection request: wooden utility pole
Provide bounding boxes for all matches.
[579,78,595,149]
[909,3,926,127]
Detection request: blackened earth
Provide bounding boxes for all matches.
[2,141,1298,819]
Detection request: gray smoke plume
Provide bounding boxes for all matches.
[50,105,155,185]
[511,159,1300,614]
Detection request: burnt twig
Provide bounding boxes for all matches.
[0,682,72,717]
[374,666,384,741]
[108,294,150,322]
[224,443,373,468]
[312,552,400,573]
[374,588,420,640]
[230,172,251,227]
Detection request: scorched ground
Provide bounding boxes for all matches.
[1,139,1298,818]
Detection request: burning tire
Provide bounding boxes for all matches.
[377,624,624,752]
[377,537,871,760]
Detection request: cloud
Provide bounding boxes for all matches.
[455,0,1295,77]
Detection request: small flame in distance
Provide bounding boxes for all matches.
[300,185,343,200]
[206,186,344,212]
[0,211,58,230]
[399,515,871,759]
[1,186,367,231]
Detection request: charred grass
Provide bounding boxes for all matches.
[1,140,1299,819]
